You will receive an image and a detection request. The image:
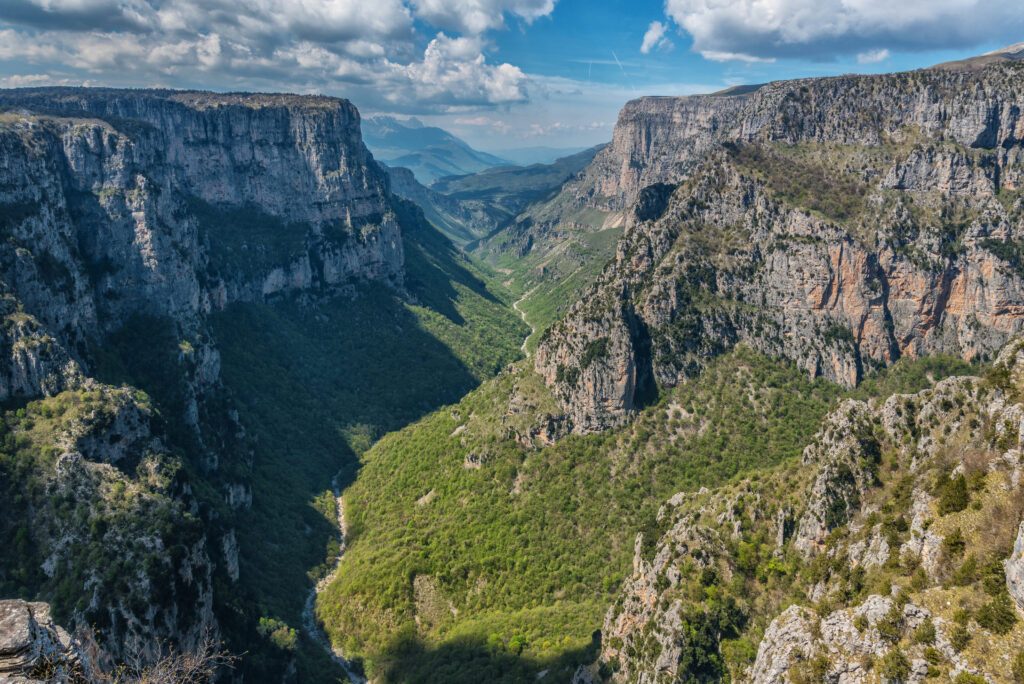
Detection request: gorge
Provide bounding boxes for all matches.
[2,44,1024,684]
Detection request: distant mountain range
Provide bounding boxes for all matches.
[362,115,509,185]
[383,145,604,246]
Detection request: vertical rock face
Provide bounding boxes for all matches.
[537,60,1024,433]
[579,61,1024,211]
[0,89,403,338]
[1007,521,1024,612]
[0,88,408,669]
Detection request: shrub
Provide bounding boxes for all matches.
[257,617,298,651]
[790,654,830,684]
[982,558,1008,596]
[951,554,978,586]
[912,619,935,645]
[943,528,966,557]
[1013,651,1024,683]
[876,602,905,643]
[878,649,911,683]
[953,673,987,684]
[937,474,969,515]
[948,625,970,652]
[975,594,1017,635]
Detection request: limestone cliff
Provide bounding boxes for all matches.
[576,53,1024,211]
[0,87,407,671]
[537,59,1024,433]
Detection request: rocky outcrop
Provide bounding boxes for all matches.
[750,598,932,684]
[600,333,1024,682]
[538,60,1024,433]
[792,400,880,555]
[3,385,218,670]
[0,600,83,683]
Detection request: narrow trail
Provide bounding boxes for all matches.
[302,481,366,684]
[513,287,538,355]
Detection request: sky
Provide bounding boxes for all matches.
[0,0,1022,153]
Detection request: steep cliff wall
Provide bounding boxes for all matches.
[577,59,1024,210]
[537,61,1024,432]
[0,88,407,670]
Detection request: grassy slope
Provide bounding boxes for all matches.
[318,350,978,681]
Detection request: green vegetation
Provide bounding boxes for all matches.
[975,593,1018,635]
[316,346,973,681]
[727,142,869,223]
[851,354,975,400]
[188,197,312,278]
[258,617,299,651]
[981,237,1024,278]
[206,209,526,678]
[936,473,970,515]
[479,222,622,352]
[76,204,526,681]
[0,388,206,633]
[878,649,911,681]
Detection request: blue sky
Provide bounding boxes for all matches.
[0,0,1021,151]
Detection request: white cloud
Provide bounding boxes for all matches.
[701,51,775,64]
[663,0,1024,61]
[0,72,56,87]
[400,33,528,106]
[856,48,890,63]
[411,0,555,34]
[640,20,673,54]
[0,1,539,111]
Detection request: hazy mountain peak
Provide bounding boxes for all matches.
[362,114,509,185]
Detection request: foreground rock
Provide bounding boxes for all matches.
[0,600,82,682]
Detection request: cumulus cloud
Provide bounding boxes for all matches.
[412,0,555,34]
[0,0,546,111]
[640,20,673,54]
[0,0,156,32]
[663,0,1024,62]
[401,34,527,106]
